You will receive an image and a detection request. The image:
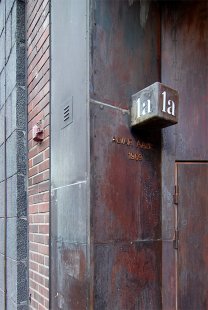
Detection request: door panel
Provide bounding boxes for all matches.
[177,163,208,309]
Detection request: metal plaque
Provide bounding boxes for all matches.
[131,82,179,129]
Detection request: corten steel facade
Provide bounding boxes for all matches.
[0,0,207,309]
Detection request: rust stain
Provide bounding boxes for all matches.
[58,246,87,310]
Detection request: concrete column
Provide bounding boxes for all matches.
[0,0,27,308]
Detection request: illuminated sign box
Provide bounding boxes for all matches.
[131,82,179,129]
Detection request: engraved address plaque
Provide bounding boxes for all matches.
[131,82,179,129]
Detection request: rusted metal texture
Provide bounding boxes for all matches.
[162,1,208,309]
[90,1,162,308]
[162,0,208,161]
[177,163,208,309]
[94,242,161,309]
[91,103,161,242]
[90,102,162,308]
[90,0,161,109]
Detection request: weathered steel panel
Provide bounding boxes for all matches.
[90,0,161,109]
[51,0,90,308]
[51,0,89,188]
[162,1,208,161]
[94,242,162,310]
[161,2,208,308]
[177,163,208,309]
[51,242,88,310]
[90,1,162,307]
[90,102,161,243]
[90,101,162,308]
[162,240,176,309]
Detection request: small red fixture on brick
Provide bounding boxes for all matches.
[32,121,44,142]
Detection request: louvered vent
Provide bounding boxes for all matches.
[61,98,73,129]
[64,105,70,122]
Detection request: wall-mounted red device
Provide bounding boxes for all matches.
[32,122,44,142]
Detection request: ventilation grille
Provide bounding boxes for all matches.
[61,97,73,129]
[64,105,70,122]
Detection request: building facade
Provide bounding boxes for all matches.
[0,0,207,309]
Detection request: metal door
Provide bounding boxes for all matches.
[175,163,208,309]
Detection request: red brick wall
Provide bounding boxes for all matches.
[26,0,50,309]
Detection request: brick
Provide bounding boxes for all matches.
[27,1,50,308]
[38,244,48,255]
[44,213,49,224]
[29,279,38,291]
[38,181,49,193]
[29,225,39,233]
[38,225,49,234]
[33,290,45,305]
[44,299,49,308]
[44,256,49,267]
[39,304,47,310]
[28,138,50,159]
[30,298,39,309]
[30,242,39,252]
[27,0,48,36]
[33,234,45,244]
[32,172,45,185]
[27,4,49,48]
[29,233,34,242]
[30,253,44,265]
[28,71,50,103]
[39,159,49,173]
[33,152,43,166]
[28,16,49,61]
[28,59,49,93]
[28,39,49,78]
[38,202,49,213]
[38,283,49,297]
[29,204,39,214]
[28,92,49,123]
[26,0,39,23]
[29,165,38,178]
[31,214,44,223]
[44,148,49,159]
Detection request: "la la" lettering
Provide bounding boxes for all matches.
[131,82,178,129]
[137,98,151,117]
[161,91,175,116]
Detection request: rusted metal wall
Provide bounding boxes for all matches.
[176,163,208,309]
[162,1,208,308]
[90,1,162,308]
[50,1,208,309]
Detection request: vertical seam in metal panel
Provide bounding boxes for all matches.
[86,0,92,308]
[24,0,29,306]
[49,0,52,308]
[175,162,178,310]
[4,0,7,308]
[4,118,7,310]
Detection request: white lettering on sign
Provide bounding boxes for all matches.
[137,98,151,117]
[162,91,175,116]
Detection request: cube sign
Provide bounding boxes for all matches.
[131,82,179,129]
